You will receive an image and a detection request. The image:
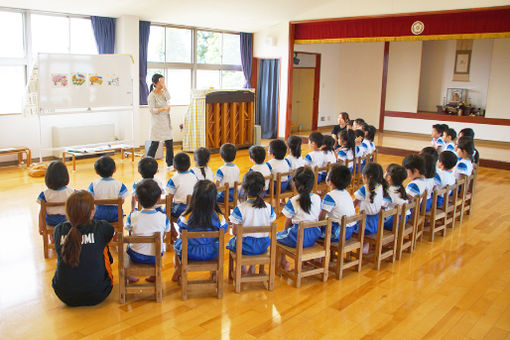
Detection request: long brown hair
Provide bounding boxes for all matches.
[61,190,94,267]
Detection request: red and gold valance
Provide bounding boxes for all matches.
[294,7,510,44]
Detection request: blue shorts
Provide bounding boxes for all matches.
[46,214,66,226]
[217,187,235,203]
[318,172,326,183]
[277,224,321,248]
[426,197,433,212]
[226,236,270,255]
[94,205,121,222]
[171,203,186,218]
[274,180,289,194]
[384,213,411,230]
[322,221,357,242]
[358,213,379,235]
[127,246,163,264]
[173,238,220,261]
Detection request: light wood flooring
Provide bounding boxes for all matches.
[1,144,510,339]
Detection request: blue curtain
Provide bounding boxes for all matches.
[256,59,279,139]
[139,21,151,105]
[90,16,115,54]
[240,33,253,88]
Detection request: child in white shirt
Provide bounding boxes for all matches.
[337,130,356,172]
[166,153,198,218]
[442,128,457,152]
[268,139,292,193]
[402,154,427,199]
[435,151,457,207]
[304,132,325,178]
[131,157,165,211]
[215,143,241,203]
[384,164,410,230]
[190,147,214,181]
[248,145,272,193]
[286,135,305,171]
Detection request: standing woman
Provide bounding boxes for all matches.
[331,112,350,144]
[148,73,174,170]
[52,190,114,306]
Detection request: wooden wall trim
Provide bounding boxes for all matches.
[311,53,321,131]
[285,23,296,139]
[379,42,390,132]
[384,111,510,126]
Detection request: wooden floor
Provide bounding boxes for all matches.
[1,144,510,339]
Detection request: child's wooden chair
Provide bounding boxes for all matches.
[216,183,231,221]
[364,206,400,270]
[413,191,428,245]
[178,229,225,300]
[329,212,366,280]
[274,171,296,216]
[276,219,332,288]
[137,194,174,250]
[94,197,124,244]
[352,157,364,191]
[118,232,162,303]
[40,200,66,258]
[463,166,478,216]
[228,223,277,293]
[397,198,419,259]
[424,186,452,242]
[263,174,275,207]
[313,164,331,196]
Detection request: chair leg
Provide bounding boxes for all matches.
[337,250,344,280]
[268,260,275,291]
[295,258,302,288]
[234,258,242,294]
[43,233,49,259]
[181,267,187,301]
[322,254,329,282]
[119,268,126,304]
[228,253,233,283]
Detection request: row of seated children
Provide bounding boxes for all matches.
[431,125,480,162]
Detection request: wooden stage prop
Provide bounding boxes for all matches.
[182,89,255,152]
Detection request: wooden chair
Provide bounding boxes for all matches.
[118,232,162,303]
[263,174,274,207]
[276,219,332,288]
[413,191,428,246]
[463,166,478,216]
[217,183,235,222]
[329,212,366,280]
[228,223,277,293]
[352,157,364,191]
[313,164,331,196]
[274,171,296,216]
[364,206,400,270]
[397,198,419,259]
[40,200,66,258]
[178,229,225,300]
[137,194,174,250]
[451,178,467,225]
[94,197,124,245]
[424,186,453,242]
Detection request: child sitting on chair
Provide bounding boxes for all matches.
[454,136,475,180]
[431,124,447,151]
[383,164,410,230]
[172,180,229,281]
[125,179,170,283]
[285,135,305,171]
[402,154,427,200]
[166,153,198,219]
[131,157,165,211]
[419,148,439,212]
[268,139,292,193]
[435,151,458,207]
[442,128,457,152]
[304,132,325,181]
[215,143,241,203]
[87,155,129,222]
[190,147,213,181]
[248,145,272,193]
[337,130,356,172]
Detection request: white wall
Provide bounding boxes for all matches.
[418,39,493,112]
[486,38,510,119]
[386,41,423,113]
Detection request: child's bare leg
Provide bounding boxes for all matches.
[280,254,290,271]
[248,265,256,275]
[241,265,248,274]
[127,275,139,283]
[171,254,181,282]
[145,276,156,283]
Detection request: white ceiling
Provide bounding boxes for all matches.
[0,0,508,32]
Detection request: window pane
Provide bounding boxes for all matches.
[148,26,165,62]
[197,70,220,89]
[165,27,191,63]
[196,31,221,64]
[222,33,241,65]
[31,14,69,59]
[166,69,191,105]
[0,66,25,114]
[0,11,24,58]
[70,18,96,54]
[221,71,244,89]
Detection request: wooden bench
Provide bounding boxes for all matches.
[0,147,31,166]
[62,145,136,171]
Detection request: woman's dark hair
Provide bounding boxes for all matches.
[339,129,356,158]
[322,135,335,153]
[421,153,437,179]
[402,154,425,175]
[286,136,302,158]
[308,132,324,147]
[327,164,351,190]
[386,164,408,201]
[457,136,475,161]
[62,190,94,268]
[249,145,266,164]
[45,160,69,190]
[459,128,475,139]
[445,128,457,141]
[173,152,191,173]
[194,147,210,179]
[269,139,288,160]
[241,172,266,209]
[138,157,158,179]
[365,125,376,142]
[362,162,387,203]
[220,143,236,163]
[182,180,222,230]
[439,151,458,170]
[293,167,315,214]
[136,179,162,208]
[94,156,116,178]
[150,73,164,92]
[339,112,350,125]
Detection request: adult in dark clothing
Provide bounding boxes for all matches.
[331,112,350,143]
[52,190,114,307]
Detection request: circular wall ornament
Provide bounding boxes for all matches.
[411,21,425,35]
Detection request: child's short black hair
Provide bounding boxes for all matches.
[322,135,335,153]
[94,155,116,178]
[354,118,366,126]
[249,145,266,164]
[347,120,354,127]
[45,160,69,190]
[365,125,376,142]
[138,157,158,178]
[459,128,475,139]
[445,128,457,141]
[421,153,437,179]
[439,151,458,170]
[402,154,425,175]
[135,179,162,208]
[173,152,191,173]
[220,143,236,163]
[457,136,475,159]
[269,139,287,160]
[432,124,447,135]
[286,135,302,158]
[194,147,210,167]
[327,164,351,190]
[354,129,365,139]
[420,146,439,160]
[308,132,324,147]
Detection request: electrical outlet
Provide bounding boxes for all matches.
[320,116,325,121]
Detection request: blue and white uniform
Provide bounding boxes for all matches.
[432,137,445,150]
[125,209,170,263]
[166,171,198,218]
[337,147,354,172]
[215,163,241,203]
[249,162,272,192]
[190,166,214,181]
[88,178,129,222]
[442,141,455,152]
[455,158,473,179]
[406,177,427,199]
[277,193,322,248]
[354,184,385,235]
[304,151,325,183]
[286,154,305,171]
[173,212,228,260]
[425,176,440,211]
[321,189,356,241]
[268,158,292,193]
[436,169,456,206]
[227,200,276,255]
[384,186,410,230]
[37,186,75,226]
[132,177,165,196]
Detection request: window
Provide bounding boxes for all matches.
[147,25,243,105]
[0,11,24,58]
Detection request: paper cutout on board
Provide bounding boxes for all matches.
[106,74,120,86]
[89,74,103,86]
[71,73,86,86]
[51,74,68,87]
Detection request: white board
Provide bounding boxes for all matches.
[37,53,133,111]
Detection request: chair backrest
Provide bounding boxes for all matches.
[432,185,451,211]
[216,183,230,212]
[40,201,67,227]
[378,206,401,233]
[313,163,331,191]
[234,223,277,258]
[94,197,124,229]
[401,197,419,228]
[181,229,225,265]
[296,219,332,251]
[118,232,162,267]
[417,191,427,218]
[276,170,295,194]
[340,211,366,242]
[263,173,274,202]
